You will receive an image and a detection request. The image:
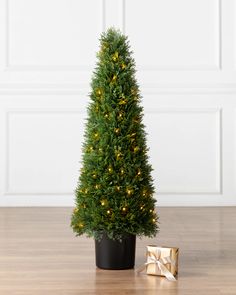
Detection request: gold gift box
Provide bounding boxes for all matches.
[146,245,179,278]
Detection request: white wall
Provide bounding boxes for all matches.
[0,0,235,206]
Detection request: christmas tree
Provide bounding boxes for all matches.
[71,28,159,241]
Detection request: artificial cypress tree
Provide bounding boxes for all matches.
[71,28,159,241]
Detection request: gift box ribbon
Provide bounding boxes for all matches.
[136,249,177,281]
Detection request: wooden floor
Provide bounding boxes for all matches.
[0,207,236,295]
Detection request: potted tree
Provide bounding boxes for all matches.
[71,28,159,270]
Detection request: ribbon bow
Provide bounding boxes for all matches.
[136,249,177,281]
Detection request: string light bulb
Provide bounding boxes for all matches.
[114,128,120,134]
[116,152,122,160]
[108,166,113,173]
[112,75,117,82]
[122,207,127,212]
[127,189,132,196]
[118,112,123,117]
[116,186,120,191]
[121,63,126,70]
[134,146,140,153]
[96,89,102,96]
[118,99,127,105]
[112,51,119,61]
[107,209,111,214]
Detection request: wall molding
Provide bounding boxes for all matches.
[1,83,236,95]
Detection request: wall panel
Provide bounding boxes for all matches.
[144,108,221,194]
[5,110,84,194]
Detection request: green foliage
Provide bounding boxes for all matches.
[71,28,159,241]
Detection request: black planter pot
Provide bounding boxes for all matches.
[95,233,136,270]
